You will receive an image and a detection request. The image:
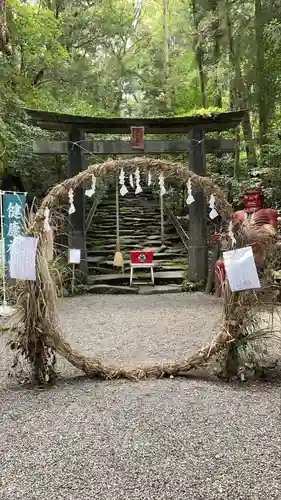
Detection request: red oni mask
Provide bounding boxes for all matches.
[242,185,264,213]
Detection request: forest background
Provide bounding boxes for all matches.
[1,0,281,208]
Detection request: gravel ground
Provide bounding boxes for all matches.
[0,292,281,500]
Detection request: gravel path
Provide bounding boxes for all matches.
[0,293,281,500]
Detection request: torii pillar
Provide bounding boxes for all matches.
[68,127,88,281]
[188,129,208,282]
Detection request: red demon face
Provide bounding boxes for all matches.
[243,193,262,213]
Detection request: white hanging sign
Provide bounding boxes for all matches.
[85,175,96,198]
[68,248,81,264]
[147,171,152,187]
[223,246,261,292]
[9,236,38,281]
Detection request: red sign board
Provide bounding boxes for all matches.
[130,251,154,265]
[131,126,144,150]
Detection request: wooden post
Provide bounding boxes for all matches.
[160,194,165,244]
[67,128,88,281]
[188,129,208,281]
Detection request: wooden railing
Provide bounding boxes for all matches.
[167,211,189,251]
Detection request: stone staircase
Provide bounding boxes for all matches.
[86,183,188,294]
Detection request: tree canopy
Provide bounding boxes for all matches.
[1,0,281,205]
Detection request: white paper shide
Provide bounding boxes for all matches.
[119,167,128,197]
[209,194,218,220]
[223,246,261,292]
[85,175,96,198]
[134,167,142,194]
[10,236,39,281]
[68,188,76,214]
[186,179,195,205]
[68,248,81,264]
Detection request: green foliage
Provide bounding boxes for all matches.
[0,0,280,204]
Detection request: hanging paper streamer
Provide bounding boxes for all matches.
[135,167,143,194]
[186,179,195,205]
[147,171,152,187]
[159,173,166,197]
[68,188,76,215]
[85,175,96,198]
[119,167,128,196]
[129,173,134,189]
[209,194,219,220]
[228,220,236,247]
[43,207,51,232]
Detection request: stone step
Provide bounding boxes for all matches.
[98,202,158,209]
[98,206,160,212]
[87,250,186,259]
[87,270,184,286]
[87,284,139,294]
[88,263,186,274]
[92,217,161,224]
[88,257,186,266]
[137,284,183,295]
[96,208,160,214]
[88,230,161,237]
[89,223,169,230]
[90,238,177,247]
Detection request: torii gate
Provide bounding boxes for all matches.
[28,109,247,283]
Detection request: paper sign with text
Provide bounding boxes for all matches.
[9,236,38,281]
[223,246,261,292]
[68,249,81,264]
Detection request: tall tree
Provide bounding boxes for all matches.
[255,0,268,145]
[191,0,207,107]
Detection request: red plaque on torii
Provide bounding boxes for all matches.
[131,126,144,150]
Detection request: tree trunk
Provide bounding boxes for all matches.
[255,0,268,146]
[163,0,171,109]
[0,0,11,55]
[209,0,222,108]
[192,0,207,107]
[225,0,257,169]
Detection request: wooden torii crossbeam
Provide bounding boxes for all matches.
[28,109,247,283]
[34,138,236,155]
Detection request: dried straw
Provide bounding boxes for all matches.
[34,157,232,225]
[7,158,278,384]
